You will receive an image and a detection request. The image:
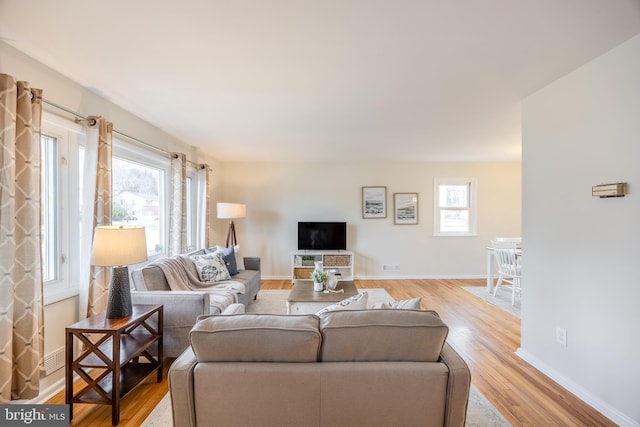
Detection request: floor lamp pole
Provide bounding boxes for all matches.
[225,220,237,247]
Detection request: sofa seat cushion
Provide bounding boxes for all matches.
[319,309,448,362]
[190,314,321,362]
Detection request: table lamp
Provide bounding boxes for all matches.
[91,225,148,318]
[217,202,246,247]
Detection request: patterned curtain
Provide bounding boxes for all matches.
[86,117,113,317]
[0,73,45,401]
[169,153,187,255]
[196,164,211,248]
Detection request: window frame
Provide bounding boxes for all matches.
[111,138,170,262]
[41,112,84,305]
[433,178,478,237]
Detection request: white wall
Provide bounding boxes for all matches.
[520,35,640,426]
[217,161,521,278]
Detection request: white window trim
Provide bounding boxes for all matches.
[433,177,478,237]
[41,112,84,305]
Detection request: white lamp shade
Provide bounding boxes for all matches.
[91,226,148,266]
[217,202,246,219]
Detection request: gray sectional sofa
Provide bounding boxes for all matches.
[131,249,261,358]
[169,309,471,427]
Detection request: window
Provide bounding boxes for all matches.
[39,113,205,304]
[434,178,477,236]
[41,135,59,282]
[112,141,168,259]
[40,113,83,304]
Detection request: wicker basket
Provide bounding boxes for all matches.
[323,254,351,267]
[293,267,314,279]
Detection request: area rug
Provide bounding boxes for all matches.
[462,286,521,318]
[142,288,511,426]
[142,384,510,426]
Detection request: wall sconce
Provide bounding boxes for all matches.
[592,183,627,198]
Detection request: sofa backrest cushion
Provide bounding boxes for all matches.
[131,249,206,291]
[132,265,169,291]
[190,314,321,362]
[319,309,448,362]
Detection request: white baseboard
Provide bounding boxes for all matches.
[515,348,639,427]
[263,274,486,280]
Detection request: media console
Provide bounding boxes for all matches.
[291,250,354,282]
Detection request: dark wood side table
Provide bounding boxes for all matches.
[65,304,163,426]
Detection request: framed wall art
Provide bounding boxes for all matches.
[394,193,418,224]
[362,186,387,218]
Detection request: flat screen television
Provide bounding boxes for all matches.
[297,222,347,250]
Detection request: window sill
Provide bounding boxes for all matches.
[44,287,79,306]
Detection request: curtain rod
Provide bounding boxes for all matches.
[42,98,205,169]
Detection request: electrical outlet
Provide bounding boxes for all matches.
[556,327,567,347]
[382,264,399,271]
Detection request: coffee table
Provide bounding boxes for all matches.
[286,280,359,314]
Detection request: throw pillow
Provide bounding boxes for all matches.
[216,245,238,276]
[216,244,244,270]
[192,253,231,282]
[316,292,368,316]
[371,297,422,310]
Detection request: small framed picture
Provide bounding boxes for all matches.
[362,186,387,218]
[394,193,418,224]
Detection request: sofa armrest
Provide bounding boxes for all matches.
[169,347,198,427]
[243,257,261,271]
[439,342,471,427]
[196,303,245,322]
[131,290,218,326]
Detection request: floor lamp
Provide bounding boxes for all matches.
[91,225,148,318]
[217,202,246,247]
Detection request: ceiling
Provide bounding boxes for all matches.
[1,1,639,162]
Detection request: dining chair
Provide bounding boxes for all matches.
[495,237,522,245]
[491,239,522,305]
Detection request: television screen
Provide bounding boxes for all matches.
[298,222,347,250]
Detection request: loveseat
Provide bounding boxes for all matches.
[169,309,471,427]
[131,249,261,358]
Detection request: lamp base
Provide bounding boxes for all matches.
[106,266,133,319]
[225,220,238,248]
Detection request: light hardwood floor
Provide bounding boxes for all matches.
[48,279,615,426]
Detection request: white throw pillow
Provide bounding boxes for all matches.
[371,297,422,310]
[192,253,231,282]
[216,244,244,270]
[316,292,368,316]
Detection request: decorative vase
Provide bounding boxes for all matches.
[313,281,324,292]
[326,273,339,290]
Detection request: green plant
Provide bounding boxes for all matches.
[302,255,315,261]
[310,269,327,283]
